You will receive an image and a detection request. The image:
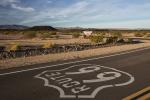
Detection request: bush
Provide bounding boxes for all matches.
[72,33,80,38]
[90,35,104,43]
[124,38,133,43]
[36,33,53,39]
[24,32,36,38]
[50,32,57,35]
[55,34,59,39]
[96,32,106,36]
[42,42,54,48]
[6,43,20,51]
[145,34,150,37]
[104,37,118,44]
[117,38,125,43]
[134,32,144,37]
[83,34,89,39]
[36,33,43,38]
[42,33,52,38]
[111,32,122,38]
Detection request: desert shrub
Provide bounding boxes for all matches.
[95,32,106,36]
[36,33,43,38]
[143,32,147,35]
[144,33,150,37]
[2,31,10,35]
[128,38,133,43]
[117,38,125,43]
[42,42,54,48]
[72,33,80,38]
[24,32,36,38]
[6,43,20,51]
[42,33,52,38]
[111,32,122,38]
[55,34,59,39]
[104,37,118,44]
[103,38,112,43]
[36,32,52,39]
[50,32,57,35]
[134,32,144,37]
[90,35,104,43]
[124,38,133,43]
[18,31,24,34]
[83,34,90,39]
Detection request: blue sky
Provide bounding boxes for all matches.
[1,0,150,28]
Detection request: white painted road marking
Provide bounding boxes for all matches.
[0,47,150,76]
[35,64,134,98]
[83,72,122,83]
[66,65,101,75]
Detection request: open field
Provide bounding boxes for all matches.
[1,29,150,69]
[0,38,90,46]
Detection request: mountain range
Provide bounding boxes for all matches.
[0,25,29,30]
[0,25,57,31]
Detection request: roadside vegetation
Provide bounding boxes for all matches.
[72,33,80,38]
[6,43,20,51]
[90,35,104,43]
[0,28,150,69]
[0,29,147,60]
[42,42,55,48]
[134,32,150,37]
[89,32,124,44]
[24,32,37,39]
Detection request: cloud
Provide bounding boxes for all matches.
[0,0,18,6]
[11,4,34,12]
[21,1,89,24]
[47,0,52,4]
[0,0,34,12]
[1,0,150,28]
[58,1,89,16]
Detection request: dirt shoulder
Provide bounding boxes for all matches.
[0,40,150,69]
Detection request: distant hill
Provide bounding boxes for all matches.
[27,26,57,31]
[0,25,57,31]
[0,25,29,30]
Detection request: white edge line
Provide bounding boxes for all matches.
[0,47,150,76]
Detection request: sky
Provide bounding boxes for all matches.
[0,0,150,28]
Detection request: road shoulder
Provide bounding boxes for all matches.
[0,41,150,69]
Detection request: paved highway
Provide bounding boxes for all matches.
[0,47,150,100]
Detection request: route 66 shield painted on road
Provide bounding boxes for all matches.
[34,64,134,98]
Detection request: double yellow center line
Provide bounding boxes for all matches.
[123,86,150,100]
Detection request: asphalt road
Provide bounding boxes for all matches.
[0,47,150,100]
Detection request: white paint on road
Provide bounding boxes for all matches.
[66,65,101,75]
[35,64,135,98]
[0,47,149,76]
[83,72,122,83]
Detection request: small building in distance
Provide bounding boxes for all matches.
[83,31,93,37]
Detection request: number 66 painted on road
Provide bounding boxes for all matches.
[66,65,121,83]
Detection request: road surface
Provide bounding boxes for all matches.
[0,47,150,100]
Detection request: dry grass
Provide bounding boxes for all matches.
[0,38,90,46]
[1,40,150,69]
